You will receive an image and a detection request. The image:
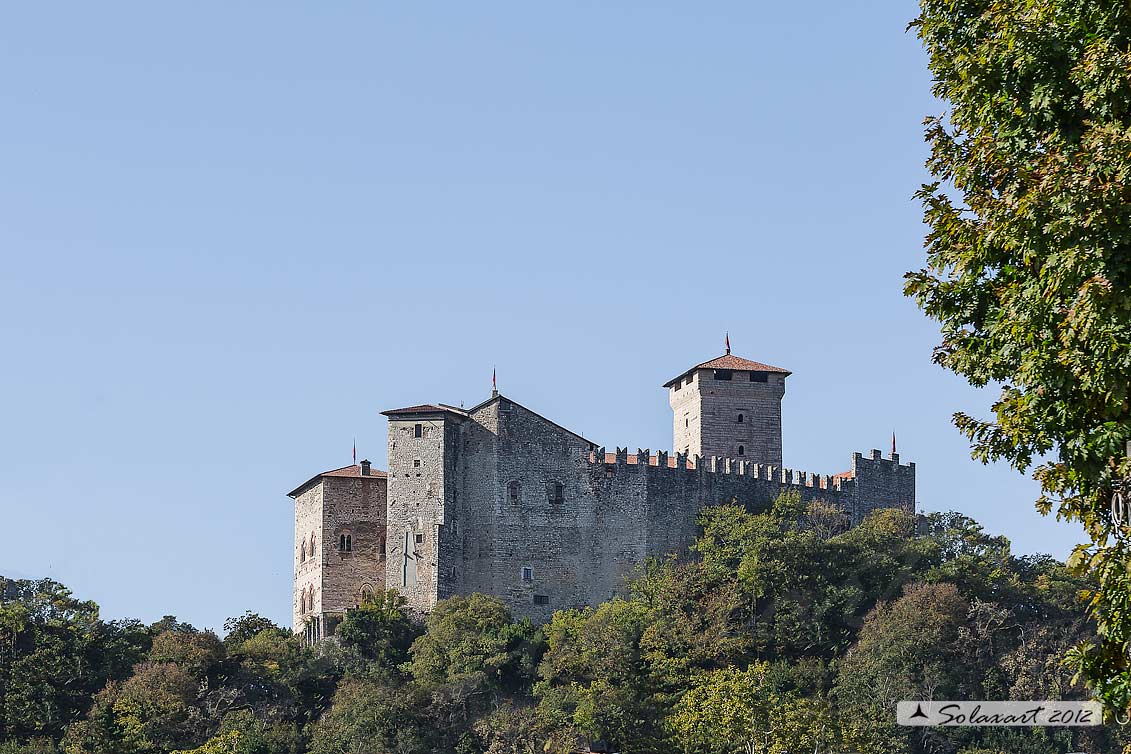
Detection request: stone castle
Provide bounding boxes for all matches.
[287,349,915,640]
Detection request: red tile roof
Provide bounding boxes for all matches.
[664,353,791,386]
[287,463,386,498]
[381,404,467,417]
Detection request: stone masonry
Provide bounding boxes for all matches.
[287,460,387,641]
[287,350,916,632]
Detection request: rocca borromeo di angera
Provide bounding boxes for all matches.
[286,348,916,640]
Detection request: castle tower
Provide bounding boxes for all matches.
[286,460,387,642]
[665,351,790,466]
[381,403,467,614]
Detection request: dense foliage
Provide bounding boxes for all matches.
[1,496,1119,753]
[907,0,1131,712]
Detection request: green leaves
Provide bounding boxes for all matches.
[911,0,1131,714]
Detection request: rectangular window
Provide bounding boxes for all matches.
[750,372,768,383]
[415,533,424,544]
[413,459,421,468]
[414,423,423,438]
[533,594,549,605]
[521,567,533,582]
[714,369,733,381]
[548,481,564,505]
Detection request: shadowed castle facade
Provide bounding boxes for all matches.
[287,350,915,639]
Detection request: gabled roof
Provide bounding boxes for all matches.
[287,463,387,499]
[381,403,469,418]
[663,353,791,387]
[468,393,597,446]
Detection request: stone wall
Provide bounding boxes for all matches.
[386,410,459,613]
[292,484,323,631]
[590,450,858,572]
[850,450,916,523]
[669,368,786,467]
[320,475,387,618]
[670,371,701,457]
[461,398,598,624]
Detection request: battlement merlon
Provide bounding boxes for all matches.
[850,449,917,522]
[583,446,910,499]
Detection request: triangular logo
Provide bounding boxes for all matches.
[910,704,929,720]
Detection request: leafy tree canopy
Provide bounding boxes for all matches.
[908,0,1131,711]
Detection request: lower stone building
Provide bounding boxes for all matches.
[287,348,916,633]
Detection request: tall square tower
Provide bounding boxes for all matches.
[666,351,789,466]
[286,461,387,642]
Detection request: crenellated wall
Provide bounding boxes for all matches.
[582,446,862,564]
[850,449,916,523]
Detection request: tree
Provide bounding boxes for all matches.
[535,600,663,754]
[668,664,776,754]
[0,579,148,743]
[307,678,436,754]
[148,631,224,676]
[333,591,419,676]
[834,583,969,754]
[408,595,542,708]
[222,614,282,650]
[63,662,204,754]
[907,0,1131,711]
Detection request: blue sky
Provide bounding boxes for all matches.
[0,2,1080,631]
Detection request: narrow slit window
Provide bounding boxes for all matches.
[508,481,521,506]
[414,423,423,438]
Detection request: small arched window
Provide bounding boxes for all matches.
[737,413,744,423]
[339,533,352,552]
[300,540,306,562]
[359,585,375,604]
[548,481,564,505]
[738,445,745,456]
[310,533,316,555]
